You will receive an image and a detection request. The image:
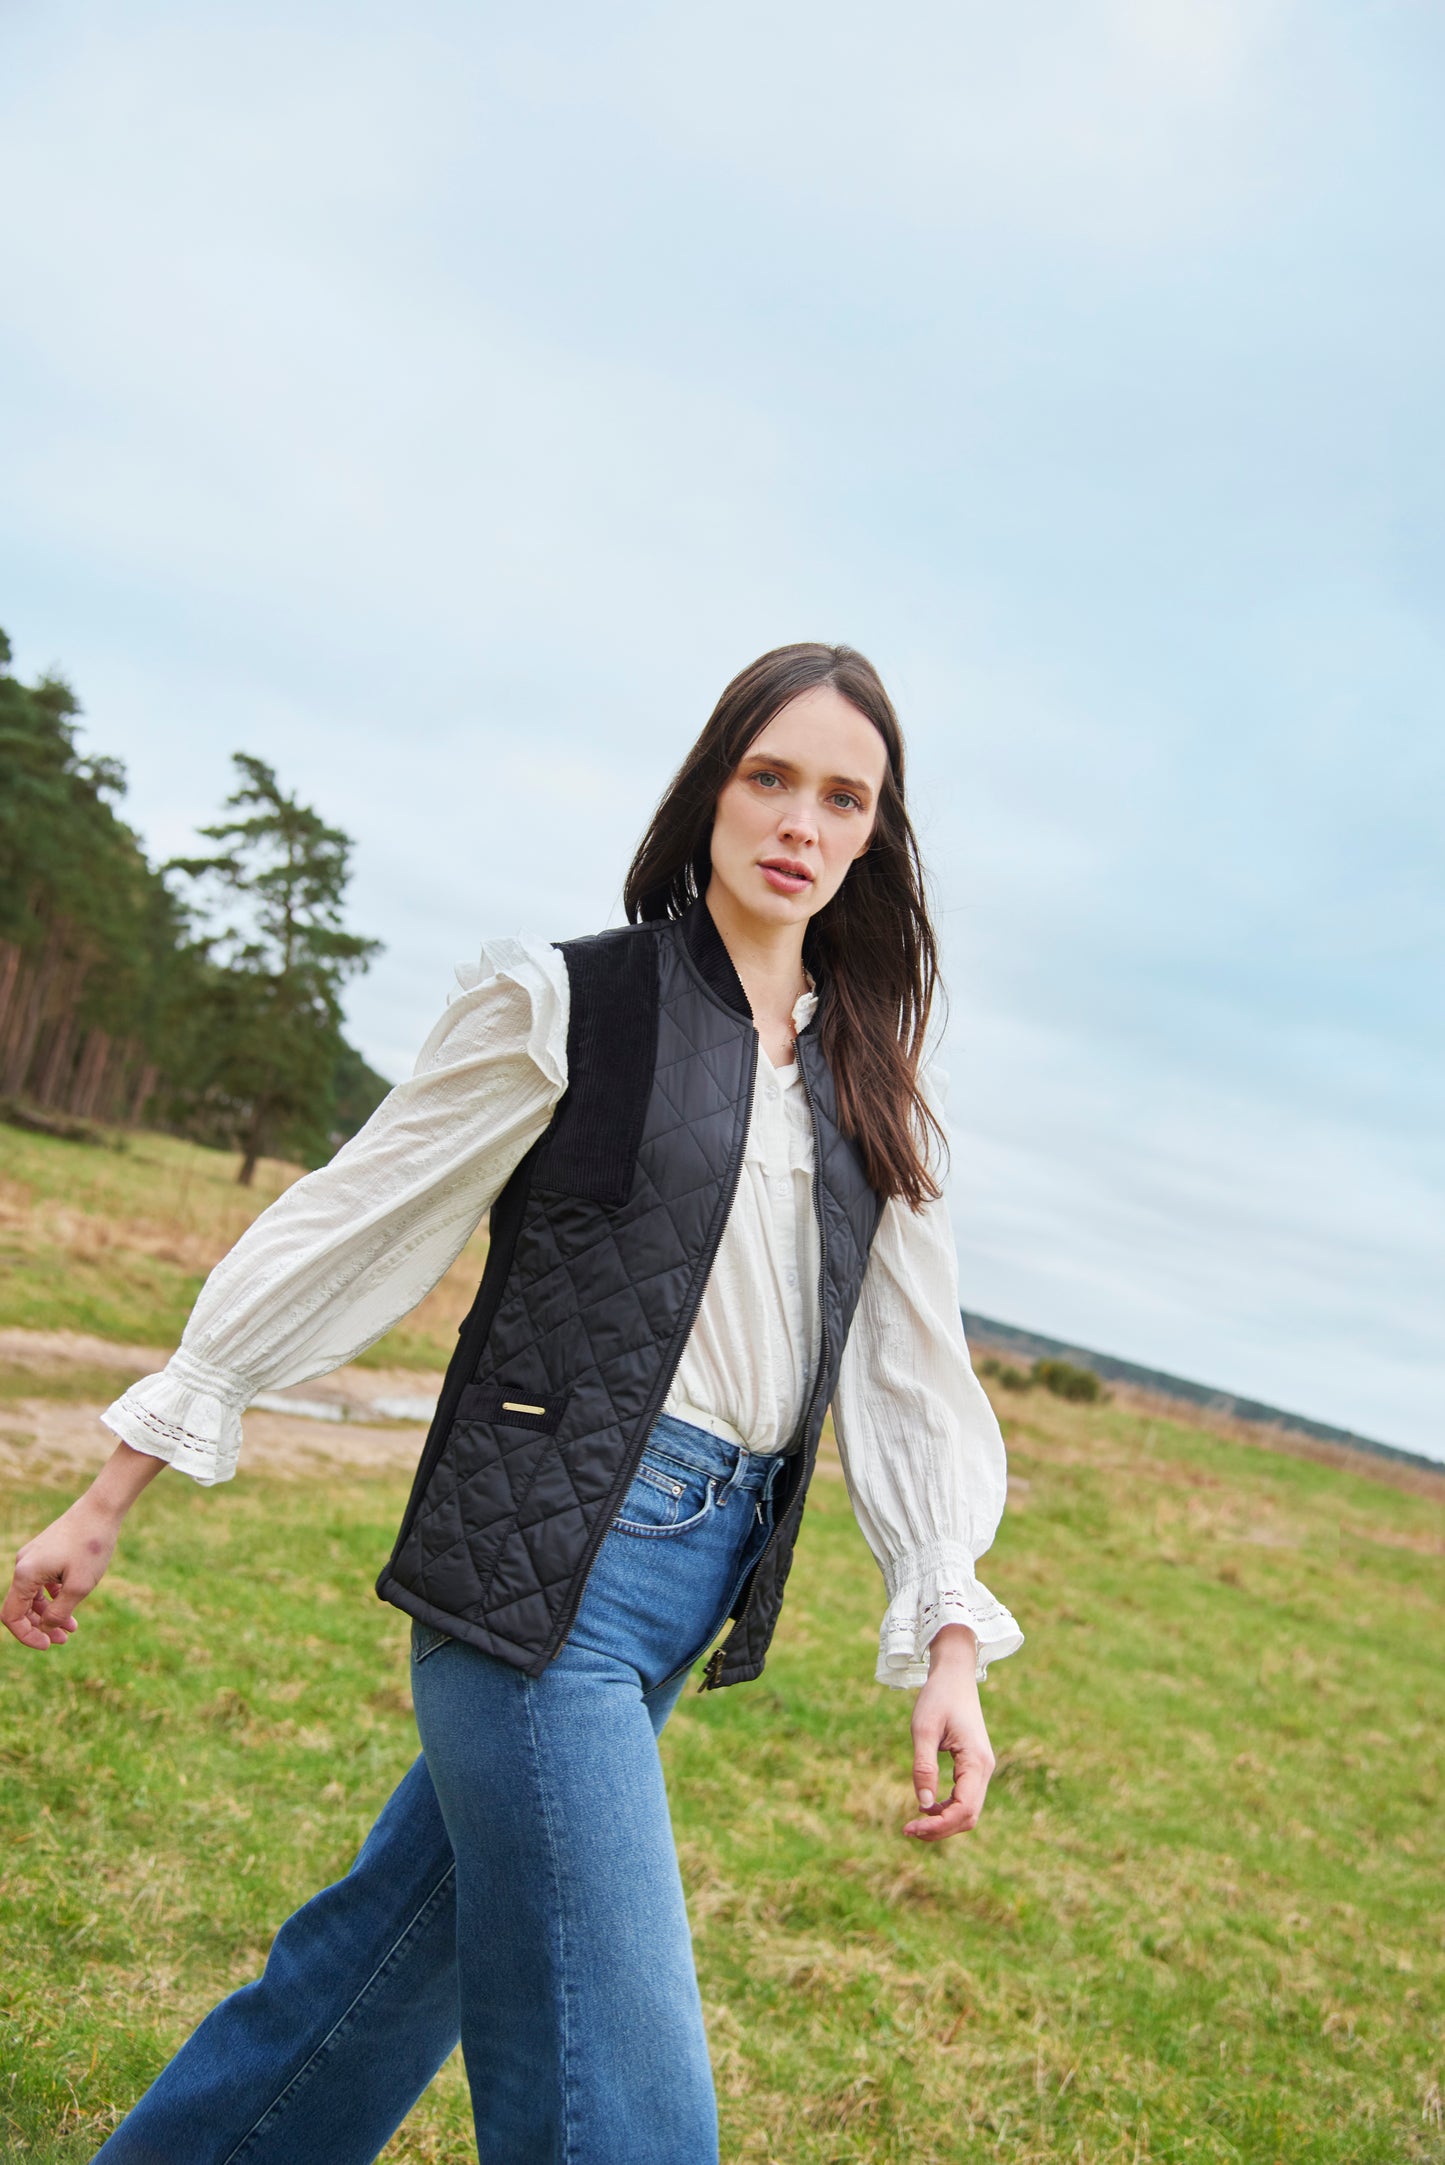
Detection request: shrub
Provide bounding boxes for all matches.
[978,1356,1033,1391]
[1033,1356,1109,1403]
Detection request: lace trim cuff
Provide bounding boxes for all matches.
[876,1559,1024,1689]
[99,1349,251,1488]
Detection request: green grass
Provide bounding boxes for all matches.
[0,1123,298,1347]
[0,1119,301,1233]
[0,1122,480,1370]
[0,1236,207,1347]
[0,1363,156,1409]
[2,1391,1442,2162]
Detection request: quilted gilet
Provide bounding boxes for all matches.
[376,905,883,1688]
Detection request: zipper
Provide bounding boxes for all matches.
[540,1006,760,1666]
[699,1036,832,1691]
[791,1042,833,1450]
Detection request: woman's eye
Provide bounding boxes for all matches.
[829,792,861,812]
[753,771,782,789]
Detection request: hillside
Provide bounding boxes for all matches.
[963,1311,1432,1475]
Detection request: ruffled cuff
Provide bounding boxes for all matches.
[100,1349,251,1487]
[876,1543,1024,1688]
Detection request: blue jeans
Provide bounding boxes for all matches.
[94,1417,781,2165]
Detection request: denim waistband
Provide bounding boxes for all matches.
[644,1413,786,1494]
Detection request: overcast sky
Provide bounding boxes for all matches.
[2,2,1441,1457]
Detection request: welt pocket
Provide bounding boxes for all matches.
[456,1382,569,1435]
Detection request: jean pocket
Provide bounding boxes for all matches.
[613,1458,714,1538]
[411,1620,454,1666]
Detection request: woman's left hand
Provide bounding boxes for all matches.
[903,1623,995,1841]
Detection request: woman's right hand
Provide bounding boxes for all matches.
[2,1441,166,1650]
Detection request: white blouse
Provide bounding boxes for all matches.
[102,936,1022,1687]
[669,1009,821,1456]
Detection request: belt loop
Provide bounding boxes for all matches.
[716,1441,751,1508]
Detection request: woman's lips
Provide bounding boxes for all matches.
[759,860,813,895]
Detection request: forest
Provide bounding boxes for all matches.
[0,627,388,1178]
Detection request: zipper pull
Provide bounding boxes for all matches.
[702,1647,726,1690]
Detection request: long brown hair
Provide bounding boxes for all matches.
[624,642,943,1208]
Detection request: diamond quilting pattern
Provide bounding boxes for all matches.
[382,922,882,1683]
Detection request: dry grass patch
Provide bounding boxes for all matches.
[0,1124,483,1367]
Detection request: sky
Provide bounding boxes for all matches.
[1,2,1441,1457]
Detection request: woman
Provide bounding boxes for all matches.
[4,643,1022,2165]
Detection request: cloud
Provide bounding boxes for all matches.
[525,0,1306,247]
[0,1,1440,1455]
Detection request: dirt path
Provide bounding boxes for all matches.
[0,1327,440,1484]
[0,1329,858,1490]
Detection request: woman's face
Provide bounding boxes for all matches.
[708,685,887,932]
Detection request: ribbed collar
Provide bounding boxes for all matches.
[678,899,751,1018]
[677,899,821,1034]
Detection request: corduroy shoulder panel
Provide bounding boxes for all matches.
[532,923,660,1208]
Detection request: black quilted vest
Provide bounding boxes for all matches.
[376,904,883,1689]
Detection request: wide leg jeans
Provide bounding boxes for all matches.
[94,1416,780,2165]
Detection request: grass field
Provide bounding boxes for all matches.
[0,1122,485,1368]
[1,1122,1442,2162]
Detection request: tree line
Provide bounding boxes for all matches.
[0,627,389,1181]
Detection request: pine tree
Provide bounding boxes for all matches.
[169,756,382,1183]
[0,629,198,1115]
